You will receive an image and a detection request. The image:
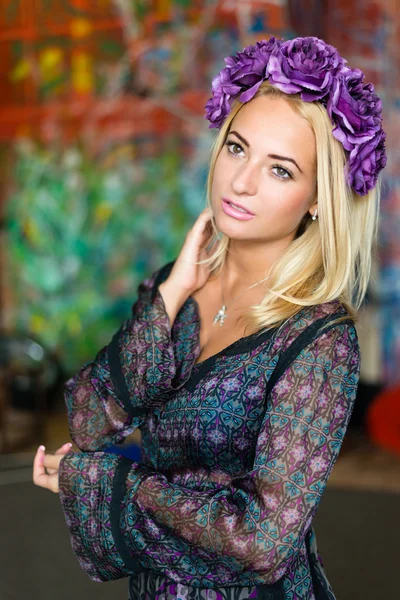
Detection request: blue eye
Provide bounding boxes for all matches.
[272,165,292,180]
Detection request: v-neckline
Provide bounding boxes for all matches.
[186,294,271,370]
[153,260,273,373]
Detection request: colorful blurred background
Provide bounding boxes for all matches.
[0,2,399,599]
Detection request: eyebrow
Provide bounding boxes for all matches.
[228,130,303,174]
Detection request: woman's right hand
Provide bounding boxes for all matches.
[165,207,216,296]
[158,208,217,323]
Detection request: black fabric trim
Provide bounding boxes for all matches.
[247,314,354,466]
[264,315,354,398]
[305,530,336,600]
[111,457,145,574]
[184,327,276,393]
[256,579,286,599]
[184,313,352,394]
[107,331,148,418]
[106,260,176,418]
[151,260,176,302]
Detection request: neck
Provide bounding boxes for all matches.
[222,237,292,290]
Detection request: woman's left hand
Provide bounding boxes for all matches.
[33,443,73,493]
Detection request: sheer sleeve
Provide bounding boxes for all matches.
[58,320,360,585]
[64,261,200,451]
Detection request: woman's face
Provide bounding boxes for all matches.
[210,95,318,245]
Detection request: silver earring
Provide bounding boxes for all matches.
[311,209,318,221]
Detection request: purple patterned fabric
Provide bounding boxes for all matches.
[58,263,360,599]
[63,269,200,451]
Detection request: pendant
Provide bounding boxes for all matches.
[213,304,227,326]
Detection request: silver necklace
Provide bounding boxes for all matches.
[213,269,270,326]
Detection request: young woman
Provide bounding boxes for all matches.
[33,36,386,600]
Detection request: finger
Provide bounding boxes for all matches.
[205,220,216,242]
[33,445,51,489]
[43,454,63,470]
[199,207,213,222]
[54,442,73,455]
[45,443,73,474]
[201,228,217,255]
[195,213,214,245]
[200,207,212,216]
[193,208,212,230]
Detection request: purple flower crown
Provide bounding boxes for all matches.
[205,36,387,196]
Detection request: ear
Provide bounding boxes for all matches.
[308,200,318,219]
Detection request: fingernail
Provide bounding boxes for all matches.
[66,443,73,448]
[38,445,45,451]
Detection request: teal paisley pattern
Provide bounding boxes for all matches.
[58,261,360,599]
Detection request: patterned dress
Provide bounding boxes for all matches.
[58,260,360,600]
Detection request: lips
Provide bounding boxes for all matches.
[221,198,255,221]
[222,198,255,215]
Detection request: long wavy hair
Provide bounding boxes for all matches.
[199,81,380,335]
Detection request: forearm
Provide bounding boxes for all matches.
[65,268,200,451]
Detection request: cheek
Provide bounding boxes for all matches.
[265,184,313,224]
[211,156,226,197]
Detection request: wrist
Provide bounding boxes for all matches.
[158,280,190,306]
[158,281,190,328]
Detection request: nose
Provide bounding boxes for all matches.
[231,161,258,197]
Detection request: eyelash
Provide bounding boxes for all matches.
[224,140,294,181]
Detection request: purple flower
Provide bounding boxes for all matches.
[226,38,282,103]
[328,67,384,151]
[205,67,242,129]
[347,129,387,195]
[268,37,346,101]
[204,36,387,195]
[205,38,282,126]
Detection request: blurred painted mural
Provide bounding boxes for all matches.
[0,0,399,386]
[0,0,292,376]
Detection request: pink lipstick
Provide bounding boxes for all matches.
[221,198,255,221]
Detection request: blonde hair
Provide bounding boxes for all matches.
[200,81,380,335]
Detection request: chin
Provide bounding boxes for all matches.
[213,212,253,237]
[216,226,257,244]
